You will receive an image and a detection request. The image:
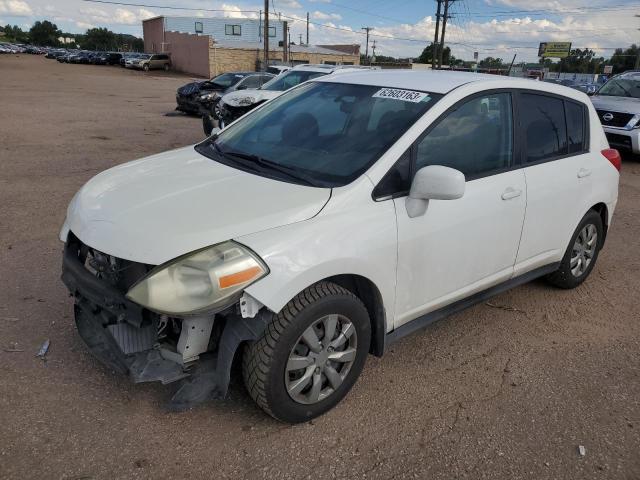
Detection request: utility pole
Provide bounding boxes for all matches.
[432,0,442,69]
[264,0,269,70]
[299,33,303,45]
[438,0,454,69]
[371,39,377,62]
[306,12,310,45]
[362,27,372,65]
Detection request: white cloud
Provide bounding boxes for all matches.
[311,10,341,21]
[0,0,33,16]
[76,21,95,29]
[277,0,302,8]
[219,4,257,19]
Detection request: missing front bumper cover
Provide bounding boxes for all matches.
[63,238,271,410]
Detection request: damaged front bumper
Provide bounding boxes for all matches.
[61,236,270,410]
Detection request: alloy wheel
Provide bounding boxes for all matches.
[570,224,598,277]
[285,314,357,405]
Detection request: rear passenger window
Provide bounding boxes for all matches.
[566,101,586,153]
[521,93,568,162]
[415,92,513,178]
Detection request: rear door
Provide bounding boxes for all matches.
[514,91,593,274]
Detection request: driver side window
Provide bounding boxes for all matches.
[415,92,513,179]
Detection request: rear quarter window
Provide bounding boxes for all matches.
[565,101,588,154]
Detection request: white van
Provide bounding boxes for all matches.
[61,70,620,423]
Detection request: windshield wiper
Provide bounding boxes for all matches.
[219,147,320,187]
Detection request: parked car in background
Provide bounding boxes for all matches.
[177,71,274,117]
[266,65,291,75]
[126,53,171,71]
[215,64,371,128]
[59,70,620,422]
[590,70,640,155]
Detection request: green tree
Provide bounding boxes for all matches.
[2,24,29,43]
[606,44,639,74]
[81,27,116,50]
[417,44,451,65]
[478,56,504,69]
[29,20,62,46]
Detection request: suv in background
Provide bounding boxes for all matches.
[590,70,640,155]
[128,53,171,71]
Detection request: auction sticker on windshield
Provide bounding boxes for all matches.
[373,88,430,103]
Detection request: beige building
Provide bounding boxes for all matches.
[143,16,360,78]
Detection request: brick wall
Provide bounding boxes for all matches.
[208,45,360,77]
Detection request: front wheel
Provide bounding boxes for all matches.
[546,210,604,289]
[142,64,149,71]
[242,282,371,423]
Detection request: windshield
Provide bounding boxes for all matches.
[261,70,328,92]
[210,73,245,88]
[598,78,640,98]
[196,82,441,187]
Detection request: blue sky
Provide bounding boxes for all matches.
[1,0,638,61]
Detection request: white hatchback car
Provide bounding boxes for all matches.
[61,70,620,423]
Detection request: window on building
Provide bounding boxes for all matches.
[195,21,203,33]
[260,26,277,38]
[323,61,336,65]
[225,24,241,36]
[520,93,568,162]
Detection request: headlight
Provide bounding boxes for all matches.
[227,96,256,107]
[126,241,268,315]
[199,92,218,101]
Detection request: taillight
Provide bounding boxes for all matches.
[602,148,621,172]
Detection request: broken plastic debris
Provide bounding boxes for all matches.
[36,339,50,359]
[578,445,586,457]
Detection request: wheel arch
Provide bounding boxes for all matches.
[323,274,387,357]
[589,202,609,245]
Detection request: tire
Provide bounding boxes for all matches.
[163,64,170,71]
[143,64,149,71]
[546,210,603,289]
[242,281,371,423]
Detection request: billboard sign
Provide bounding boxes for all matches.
[538,42,572,58]
[603,65,613,74]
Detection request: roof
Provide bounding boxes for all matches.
[314,69,515,93]
[314,69,592,103]
[317,44,360,56]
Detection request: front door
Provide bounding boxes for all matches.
[393,91,527,327]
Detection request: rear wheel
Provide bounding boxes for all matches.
[143,64,149,71]
[163,64,170,71]
[242,282,371,423]
[546,210,603,289]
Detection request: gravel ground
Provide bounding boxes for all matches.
[1,55,639,480]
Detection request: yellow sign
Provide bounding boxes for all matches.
[538,42,572,58]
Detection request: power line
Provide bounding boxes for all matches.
[79,0,637,55]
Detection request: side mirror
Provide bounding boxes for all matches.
[405,165,465,218]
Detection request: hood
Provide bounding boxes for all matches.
[178,80,225,96]
[63,146,331,265]
[221,89,281,107]
[591,95,640,114]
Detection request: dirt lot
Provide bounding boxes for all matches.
[1,54,639,480]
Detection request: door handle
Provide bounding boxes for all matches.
[501,188,522,200]
[577,168,592,178]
